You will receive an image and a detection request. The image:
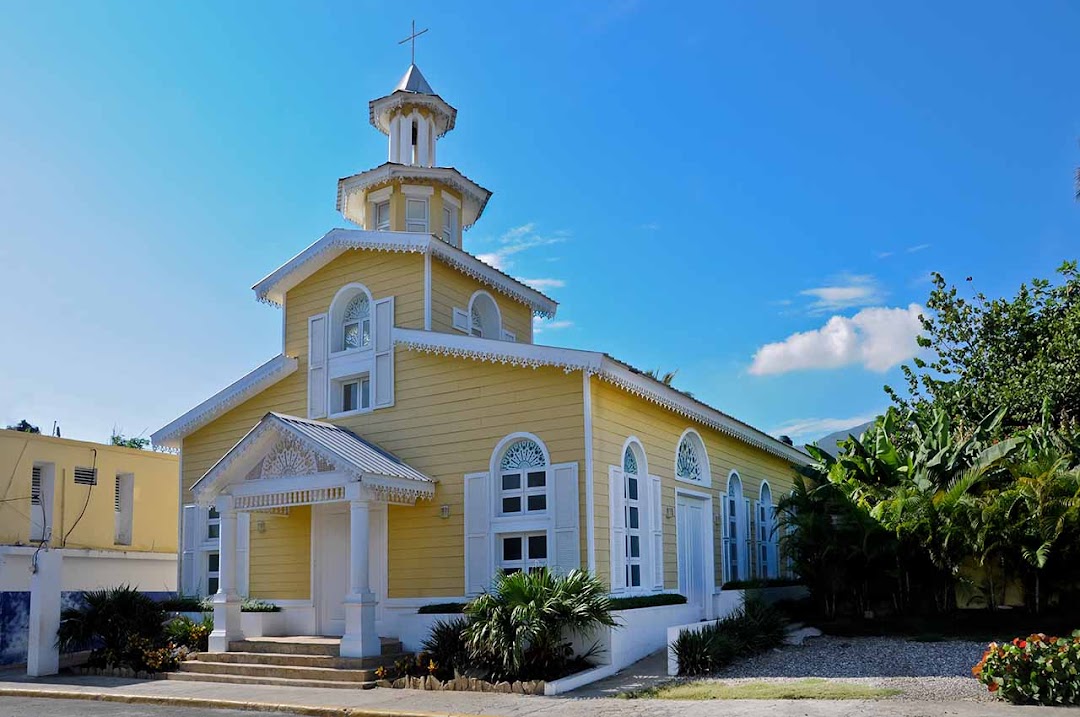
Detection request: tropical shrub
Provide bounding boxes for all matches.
[973,632,1080,705]
[417,602,468,614]
[463,568,616,682]
[158,595,205,612]
[241,599,281,612]
[672,598,788,676]
[420,618,469,680]
[608,593,687,610]
[165,614,212,652]
[58,585,168,669]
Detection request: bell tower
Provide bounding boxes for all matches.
[336,24,492,249]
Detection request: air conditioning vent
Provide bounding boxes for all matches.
[74,467,98,486]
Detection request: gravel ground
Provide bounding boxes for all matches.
[712,635,992,702]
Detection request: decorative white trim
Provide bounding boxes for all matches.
[367,186,392,205]
[251,229,557,318]
[394,328,601,373]
[467,290,503,339]
[369,90,456,138]
[441,190,461,208]
[674,428,711,489]
[151,355,299,449]
[620,436,649,477]
[583,373,596,574]
[400,184,435,197]
[489,432,551,477]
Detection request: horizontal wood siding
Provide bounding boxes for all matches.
[248,506,311,600]
[429,259,534,342]
[589,376,799,591]
[181,348,585,600]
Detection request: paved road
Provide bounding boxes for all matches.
[0,696,299,717]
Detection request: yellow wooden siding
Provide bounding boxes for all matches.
[284,249,426,362]
[182,348,584,600]
[589,376,798,591]
[429,260,534,342]
[0,431,177,553]
[248,506,311,600]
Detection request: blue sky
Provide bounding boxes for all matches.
[1,1,1078,445]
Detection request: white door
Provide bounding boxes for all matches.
[313,502,388,637]
[676,493,708,610]
[315,503,350,636]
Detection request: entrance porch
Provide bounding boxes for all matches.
[191,412,435,658]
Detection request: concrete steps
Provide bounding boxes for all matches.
[168,637,408,690]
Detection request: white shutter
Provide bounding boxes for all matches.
[720,498,730,585]
[753,499,763,578]
[452,307,469,332]
[373,297,394,408]
[609,466,626,593]
[742,497,752,579]
[308,314,328,418]
[551,463,580,575]
[181,505,199,595]
[501,329,516,342]
[236,512,250,598]
[464,471,491,595]
[649,474,663,590]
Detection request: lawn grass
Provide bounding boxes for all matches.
[634,678,901,700]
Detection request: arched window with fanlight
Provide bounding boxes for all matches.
[463,433,582,595]
[610,437,663,594]
[622,444,644,590]
[328,283,375,354]
[468,291,502,339]
[674,429,710,488]
[757,481,778,579]
[723,471,746,583]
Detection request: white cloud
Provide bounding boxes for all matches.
[749,303,924,375]
[533,318,574,334]
[769,413,882,443]
[474,223,568,272]
[521,278,566,291]
[800,274,883,313]
[907,243,931,254]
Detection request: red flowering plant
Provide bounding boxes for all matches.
[973,631,1080,705]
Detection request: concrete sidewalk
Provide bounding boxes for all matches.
[0,672,1061,717]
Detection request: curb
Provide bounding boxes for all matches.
[0,688,476,717]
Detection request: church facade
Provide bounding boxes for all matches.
[153,61,807,658]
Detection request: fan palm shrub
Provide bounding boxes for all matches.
[57,585,167,669]
[463,568,616,682]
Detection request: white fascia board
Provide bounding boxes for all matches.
[393,328,603,373]
[597,359,810,466]
[429,240,558,318]
[150,354,298,449]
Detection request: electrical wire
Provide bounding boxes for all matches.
[62,447,97,548]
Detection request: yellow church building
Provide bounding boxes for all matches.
[153,59,807,660]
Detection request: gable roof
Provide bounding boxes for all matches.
[393,329,810,465]
[251,228,558,317]
[192,412,435,505]
[151,354,298,450]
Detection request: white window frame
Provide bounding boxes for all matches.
[206,550,220,596]
[489,433,552,533]
[405,198,428,233]
[329,284,375,355]
[496,531,549,575]
[467,290,503,340]
[333,373,372,416]
[723,470,746,584]
[29,463,55,543]
[374,200,391,231]
[114,472,134,546]
[674,428,711,488]
[622,445,644,590]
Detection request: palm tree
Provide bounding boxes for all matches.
[999,451,1080,613]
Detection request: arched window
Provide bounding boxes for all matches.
[490,434,551,576]
[468,291,501,339]
[758,482,776,579]
[329,284,374,353]
[622,443,645,589]
[675,429,710,487]
[497,437,547,516]
[724,471,745,583]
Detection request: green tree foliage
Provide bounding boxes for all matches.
[888,261,1080,430]
[110,432,149,450]
[6,419,40,433]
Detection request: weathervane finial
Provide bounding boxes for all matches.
[398,19,429,66]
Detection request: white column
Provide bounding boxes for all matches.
[389,112,401,163]
[340,485,379,658]
[428,120,437,167]
[395,115,411,165]
[26,550,61,677]
[416,114,430,167]
[208,496,244,652]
